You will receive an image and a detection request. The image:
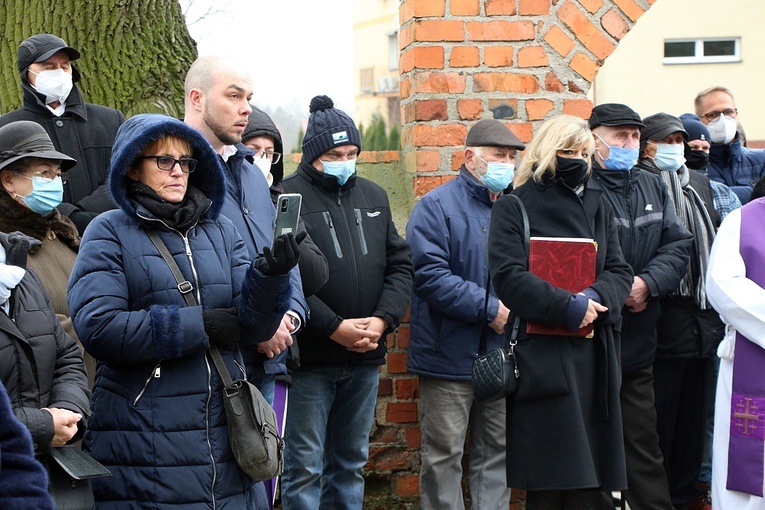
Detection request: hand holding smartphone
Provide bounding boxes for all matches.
[272,193,302,251]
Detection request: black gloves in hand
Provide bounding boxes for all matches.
[203,307,241,350]
[255,231,307,276]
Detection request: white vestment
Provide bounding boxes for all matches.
[707,207,765,509]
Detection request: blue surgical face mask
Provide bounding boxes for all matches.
[476,154,514,193]
[596,134,639,171]
[15,176,64,216]
[321,159,356,186]
[651,143,686,172]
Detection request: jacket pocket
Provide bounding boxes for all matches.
[133,363,161,406]
[513,335,571,403]
[354,209,368,255]
[322,212,343,258]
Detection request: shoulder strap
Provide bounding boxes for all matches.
[478,194,528,354]
[145,228,234,382]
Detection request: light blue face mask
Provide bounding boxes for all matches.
[651,143,686,172]
[477,154,514,193]
[16,176,64,216]
[596,134,639,171]
[321,159,356,186]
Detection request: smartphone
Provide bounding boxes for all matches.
[272,193,303,250]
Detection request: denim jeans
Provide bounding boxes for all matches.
[418,377,510,510]
[281,364,379,510]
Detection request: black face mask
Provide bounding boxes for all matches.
[686,149,710,171]
[555,156,589,188]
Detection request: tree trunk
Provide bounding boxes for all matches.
[0,0,197,117]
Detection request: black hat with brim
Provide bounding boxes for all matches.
[0,120,76,172]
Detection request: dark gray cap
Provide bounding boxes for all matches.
[640,113,688,143]
[17,34,81,82]
[0,121,76,172]
[589,103,644,129]
[466,119,525,150]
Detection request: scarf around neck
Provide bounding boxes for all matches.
[127,181,211,234]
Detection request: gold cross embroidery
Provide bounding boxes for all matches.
[734,398,760,436]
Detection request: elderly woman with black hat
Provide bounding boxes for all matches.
[637,112,724,509]
[0,120,98,384]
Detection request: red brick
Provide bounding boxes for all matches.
[399,23,414,51]
[562,98,594,118]
[601,8,629,41]
[508,122,534,144]
[387,352,409,374]
[578,0,604,14]
[406,426,422,448]
[485,0,517,16]
[378,377,393,396]
[386,402,419,423]
[395,378,420,400]
[484,46,514,67]
[414,150,441,172]
[370,425,399,444]
[451,151,465,170]
[545,72,565,92]
[544,25,575,57]
[413,19,465,42]
[367,446,411,470]
[409,0,446,18]
[396,474,420,498]
[412,124,469,147]
[450,46,480,67]
[526,99,555,120]
[396,325,410,348]
[518,45,548,67]
[488,98,519,119]
[451,0,480,16]
[457,99,483,120]
[401,77,411,99]
[558,3,616,60]
[519,0,550,15]
[467,20,535,41]
[569,51,600,81]
[473,73,541,93]
[415,99,448,121]
[411,72,467,94]
[400,46,445,73]
[415,176,445,196]
[385,331,395,349]
[614,0,646,22]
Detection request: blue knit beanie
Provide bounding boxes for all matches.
[679,113,711,143]
[301,95,361,164]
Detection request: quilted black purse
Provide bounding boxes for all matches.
[472,194,528,403]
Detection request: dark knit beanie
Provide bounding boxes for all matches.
[302,95,361,164]
[679,113,711,143]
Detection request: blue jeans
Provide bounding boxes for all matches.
[281,364,379,510]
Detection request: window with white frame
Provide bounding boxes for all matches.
[663,38,740,64]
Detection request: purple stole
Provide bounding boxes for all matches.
[728,198,765,496]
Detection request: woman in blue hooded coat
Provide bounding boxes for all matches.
[68,114,300,509]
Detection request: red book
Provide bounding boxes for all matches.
[526,237,598,338]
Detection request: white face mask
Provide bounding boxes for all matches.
[707,114,737,144]
[252,156,273,186]
[29,69,73,105]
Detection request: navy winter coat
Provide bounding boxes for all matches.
[67,114,290,509]
[406,169,505,379]
[708,137,765,204]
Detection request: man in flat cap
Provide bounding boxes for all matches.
[0,34,125,234]
[635,112,723,509]
[588,104,694,510]
[405,119,524,509]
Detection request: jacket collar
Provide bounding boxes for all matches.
[20,81,87,121]
[457,166,494,207]
[709,136,742,166]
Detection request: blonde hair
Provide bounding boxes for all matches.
[514,115,594,187]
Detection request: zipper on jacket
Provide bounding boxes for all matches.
[323,212,343,258]
[337,188,343,206]
[624,172,634,258]
[133,363,161,406]
[354,209,368,255]
[204,353,218,509]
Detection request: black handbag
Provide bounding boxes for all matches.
[472,194,528,403]
[46,445,111,510]
[147,229,284,481]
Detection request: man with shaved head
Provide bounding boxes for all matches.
[184,56,309,508]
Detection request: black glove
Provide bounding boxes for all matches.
[255,231,307,276]
[203,307,241,350]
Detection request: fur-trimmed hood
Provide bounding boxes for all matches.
[108,114,226,220]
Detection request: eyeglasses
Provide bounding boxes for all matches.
[702,108,738,122]
[252,150,282,164]
[16,170,69,184]
[141,155,197,173]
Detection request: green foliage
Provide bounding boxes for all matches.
[295,127,304,153]
[388,124,400,151]
[0,0,197,117]
[361,111,399,151]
